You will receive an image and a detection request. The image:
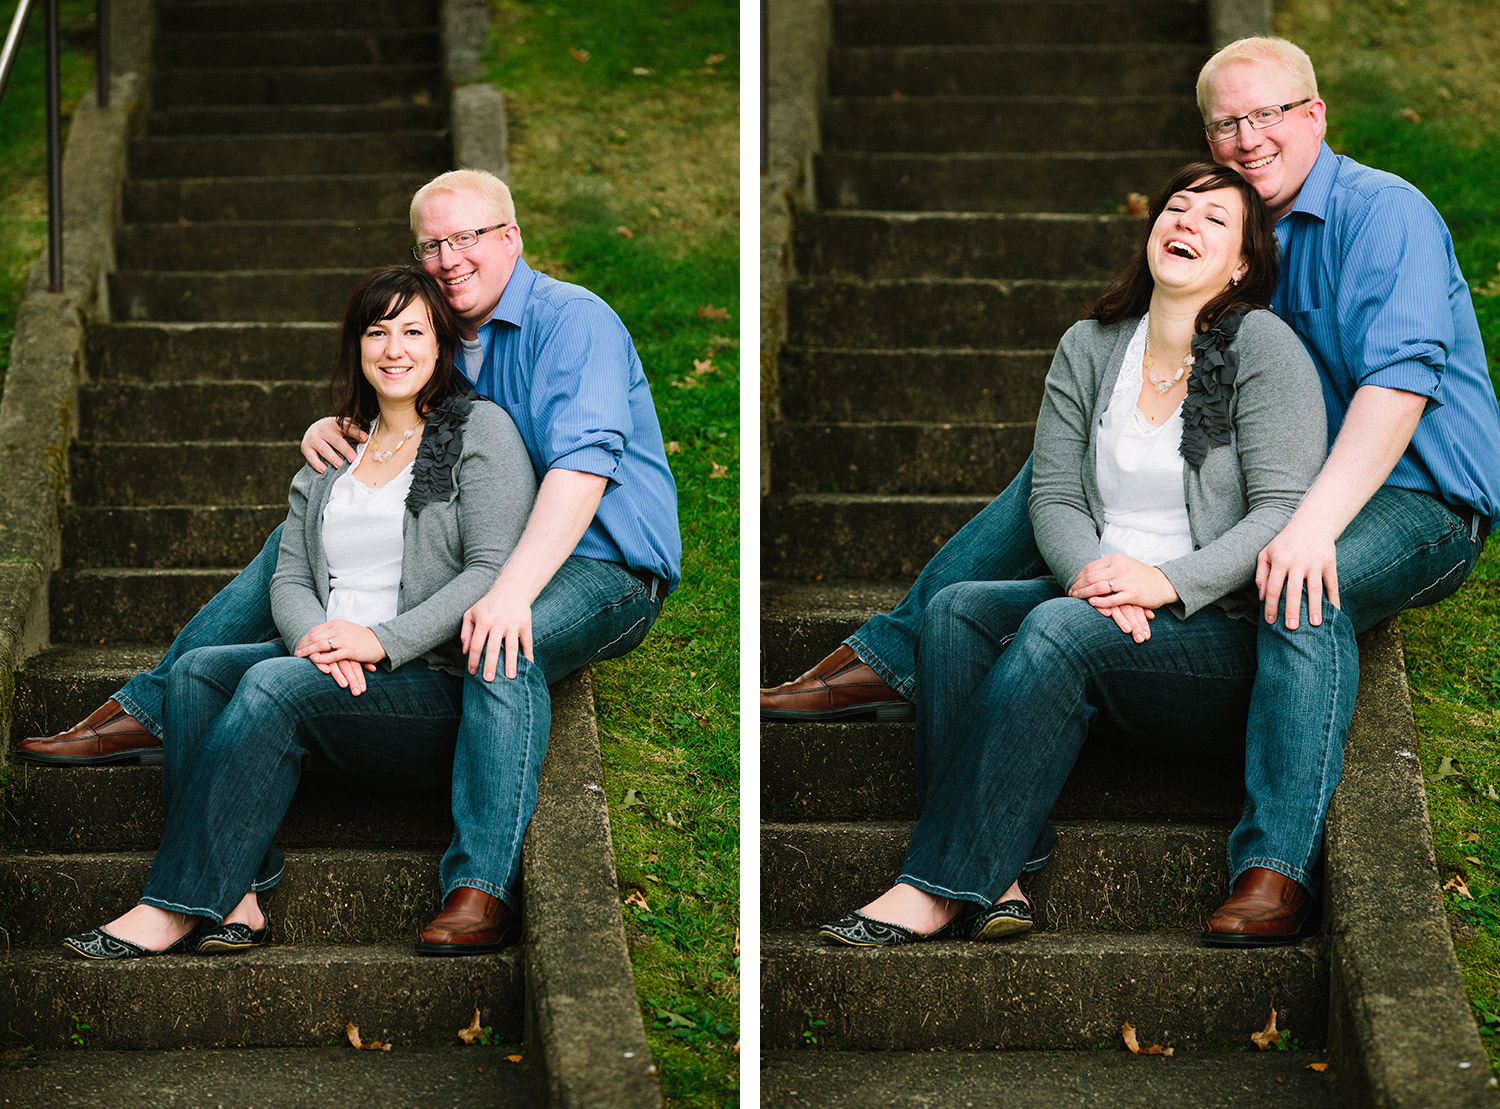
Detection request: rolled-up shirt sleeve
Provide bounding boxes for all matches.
[529,297,635,487]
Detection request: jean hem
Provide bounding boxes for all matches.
[138,896,226,925]
[845,634,915,700]
[1230,858,1312,892]
[443,879,516,912]
[896,873,990,908]
[113,690,164,740]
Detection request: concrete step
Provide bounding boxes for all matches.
[153,66,443,109]
[777,347,1051,422]
[158,0,439,33]
[116,220,412,271]
[793,211,1139,281]
[147,102,443,135]
[761,1049,1335,1109]
[762,928,1327,1051]
[830,1,1206,47]
[71,442,303,505]
[771,420,1034,495]
[156,28,441,68]
[786,278,1099,350]
[823,96,1203,153]
[0,1046,536,1108]
[124,173,428,222]
[81,381,325,440]
[829,44,1207,97]
[763,820,1231,931]
[3,848,452,943]
[49,568,240,643]
[110,269,370,323]
[61,505,288,568]
[1,943,522,1049]
[764,493,995,581]
[88,322,337,382]
[130,133,448,179]
[814,151,1199,212]
[761,720,1245,823]
[759,579,908,683]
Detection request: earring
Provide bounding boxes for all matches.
[1231,276,1240,285]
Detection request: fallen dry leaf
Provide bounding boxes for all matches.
[347,1022,392,1051]
[624,889,651,911]
[615,226,634,239]
[569,47,590,63]
[1444,874,1473,899]
[1121,1022,1171,1055]
[1251,1008,1280,1050]
[1123,192,1150,218]
[709,462,729,479]
[1467,832,1482,843]
[696,304,731,321]
[705,53,726,66]
[506,1054,524,1063]
[458,1009,483,1045]
[631,67,652,76]
[1401,108,1421,124]
[665,441,681,454]
[693,358,714,375]
[1307,1062,1329,1072]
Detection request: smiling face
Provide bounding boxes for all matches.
[1146,183,1250,303]
[1202,59,1325,221]
[360,297,439,413]
[413,187,521,338]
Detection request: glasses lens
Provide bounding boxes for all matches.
[1250,106,1283,128]
[1206,119,1236,141]
[413,241,439,260]
[448,231,479,249]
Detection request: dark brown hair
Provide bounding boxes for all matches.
[331,266,464,431]
[1089,162,1279,333]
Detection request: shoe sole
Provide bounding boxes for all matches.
[761,702,915,723]
[414,941,508,956]
[196,939,266,954]
[973,916,1034,941]
[1200,929,1311,948]
[16,748,164,766]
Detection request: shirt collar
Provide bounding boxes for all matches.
[486,256,536,329]
[1282,141,1338,224]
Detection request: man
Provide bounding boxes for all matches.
[21,170,683,955]
[761,37,1499,945]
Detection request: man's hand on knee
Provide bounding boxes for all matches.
[1256,518,1340,629]
[462,588,535,682]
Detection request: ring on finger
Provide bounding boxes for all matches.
[1107,579,1115,591]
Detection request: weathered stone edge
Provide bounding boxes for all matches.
[0,0,151,762]
[524,671,663,1109]
[443,0,509,182]
[1326,620,1499,1105]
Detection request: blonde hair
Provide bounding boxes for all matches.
[409,169,517,234]
[1196,36,1320,119]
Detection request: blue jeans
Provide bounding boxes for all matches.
[143,641,462,921]
[901,583,1257,906]
[848,457,1485,892]
[118,528,662,909]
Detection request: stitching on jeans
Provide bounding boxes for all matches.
[896,873,990,905]
[588,614,648,663]
[1401,555,1470,610]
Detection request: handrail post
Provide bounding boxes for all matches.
[45,0,61,292]
[96,0,108,107]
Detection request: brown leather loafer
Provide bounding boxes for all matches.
[16,698,162,766]
[1201,866,1314,947]
[760,644,913,722]
[415,887,519,956]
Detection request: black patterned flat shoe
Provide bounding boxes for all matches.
[61,926,197,960]
[195,920,271,954]
[817,910,930,947]
[949,899,1036,941]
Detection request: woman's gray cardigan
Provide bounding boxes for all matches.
[270,399,538,674]
[1029,309,1327,620]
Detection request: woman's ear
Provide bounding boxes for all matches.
[1232,259,1249,286]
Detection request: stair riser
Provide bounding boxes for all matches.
[50,569,240,643]
[71,444,303,505]
[1,950,522,1049]
[773,423,1034,495]
[81,383,326,441]
[158,0,439,33]
[763,496,983,581]
[124,176,428,223]
[1,852,446,943]
[794,214,1139,282]
[130,135,448,179]
[89,324,337,382]
[815,152,1199,213]
[763,823,1230,930]
[830,46,1209,97]
[762,941,1327,1050]
[831,2,1206,46]
[116,223,414,272]
[822,100,1203,154]
[62,506,290,568]
[787,280,1098,350]
[758,594,903,685]
[147,104,442,135]
[761,722,1246,823]
[778,350,1051,423]
[154,69,442,108]
[156,30,440,68]
[110,272,367,323]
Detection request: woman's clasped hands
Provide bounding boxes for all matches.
[1068,554,1179,643]
[294,619,385,695]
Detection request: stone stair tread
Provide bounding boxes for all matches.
[0,1045,536,1107]
[147,103,443,134]
[771,421,1035,495]
[761,1049,1335,1109]
[830,1,1206,47]
[123,175,432,222]
[129,133,448,179]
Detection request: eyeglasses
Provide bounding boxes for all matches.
[1203,99,1312,143]
[411,223,510,261]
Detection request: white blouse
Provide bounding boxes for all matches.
[321,438,414,626]
[1094,315,1195,566]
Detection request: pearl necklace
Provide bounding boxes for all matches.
[368,414,423,463]
[1143,331,1194,394]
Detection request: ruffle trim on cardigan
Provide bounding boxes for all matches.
[406,392,476,515]
[1180,309,1248,469]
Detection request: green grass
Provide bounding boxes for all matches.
[483,2,740,1104]
[1277,0,1500,1073]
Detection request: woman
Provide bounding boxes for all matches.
[819,163,1327,946]
[61,266,537,958]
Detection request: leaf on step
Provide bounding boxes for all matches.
[1306,1062,1329,1072]
[1121,1022,1170,1055]
[346,1022,392,1051]
[506,1054,524,1063]
[458,1009,483,1044]
[624,890,651,911]
[1435,756,1461,778]
[1251,1008,1279,1050]
[1444,874,1473,899]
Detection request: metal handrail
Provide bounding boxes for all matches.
[0,0,111,294]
